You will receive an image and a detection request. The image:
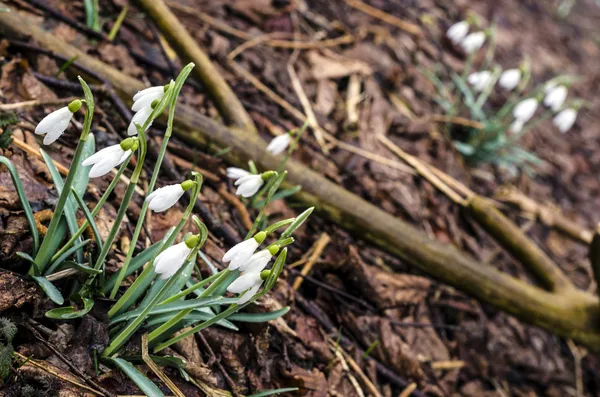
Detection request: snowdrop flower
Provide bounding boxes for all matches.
[460,32,486,54]
[235,171,276,198]
[132,85,167,112]
[468,71,493,92]
[239,246,279,272]
[35,100,82,145]
[226,167,250,181]
[146,179,194,212]
[266,133,292,155]
[447,20,469,45]
[223,231,266,271]
[513,98,538,123]
[82,137,137,178]
[227,270,265,304]
[128,106,154,136]
[154,235,199,279]
[499,69,522,91]
[509,119,525,134]
[553,108,577,133]
[543,85,567,112]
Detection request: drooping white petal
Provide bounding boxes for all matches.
[239,249,272,273]
[553,108,577,133]
[132,90,164,112]
[146,184,185,212]
[133,85,164,101]
[266,134,292,155]
[543,85,568,112]
[226,167,250,180]
[460,32,486,54]
[224,239,260,270]
[498,69,521,91]
[35,107,73,145]
[509,119,525,134]
[154,241,192,279]
[128,106,153,136]
[468,71,493,92]
[447,21,469,44]
[83,144,130,178]
[234,174,264,198]
[513,98,538,123]
[236,283,262,304]
[227,271,262,294]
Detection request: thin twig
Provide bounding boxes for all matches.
[0,97,78,110]
[292,232,330,290]
[343,0,422,36]
[141,334,186,397]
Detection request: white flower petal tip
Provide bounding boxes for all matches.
[128,106,153,136]
[234,174,264,198]
[236,284,262,305]
[447,21,469,44]
[132,85,165,112]
[154,241,192,279]
[460,32,486,54]
[82,144,129,178]
[498,69,522,91]
[543,85,568,112]
[467,71,493,92]
[223,238,260,270]
[226,167,250,181]
[513,98,539,123]
[227,271,263,294]
[239,249,272,273]
[509,119,525,134]
[266,134,292,155]
[35,107,74,145]
[553,108,577,133]
[145,184,186,212]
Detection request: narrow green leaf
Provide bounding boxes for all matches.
[228,307,290,323]
[44,239,90,276]
[0,156,39,254]
[71,188,103,253]
[281,207,313,239]
[252,185,302,208]
[108,358,165,397]
[58,260,102,275]
[45,296,94,319]
[31,276,64,305]
[247,388,299,397]
[119,355,186,369]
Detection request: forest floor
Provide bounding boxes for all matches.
[1,0,600,396]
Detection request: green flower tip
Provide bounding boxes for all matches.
[185,234,200,248]
[268,245,280,256]
[261,171,278,181]
[253,231,266,244]
[260,270,271,280]
[163,83,171,92]
[181,179,195,191]
[151,98,160,108]
[120,137,138,151]
[68,99,83,113]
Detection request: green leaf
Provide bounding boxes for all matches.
[454,141,475,156]
[58,260,102,275]
[0,156,39,254]
[44,239,91,276]
[281,207,313,239]
[146,311,238,332]
[71,188,103,253]
[31,276,64,305]
[252,185,302,208]
[83,0,100,32]
[108,358,165,397]
[228,307,290,323]
[247,388,299,397]
[119,355,187,369]
[17,252,40,276]
[45,296,94,319]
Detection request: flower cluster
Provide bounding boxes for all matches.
[446,20,487,54]
[128,84,168,136]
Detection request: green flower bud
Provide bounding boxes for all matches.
[181,179,195,191]
[185,234,200,248]
[68,99,83,113]
[253,231,266,244]
[268,245,279,256]
[261,171,277,181]
[260,270,271,280]
[120,137,138,151]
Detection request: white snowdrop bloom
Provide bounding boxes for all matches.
[498,69,522,91]
[513,98,538,123]
[227,271,264,304]
[460,32,486,54]
[239,249,273,273]
[128,106,153,136]
[223,232,265,270]
[543,85,568,112]
[509,119,525,135]
[266,134,292,155]
[154,240,193,279]
[226,167,250,181]
[82,143,131,178]
[146,180,193,212]
[553,108,577,133]
[447,20,469,44]
[235,174,264,198]
[132,85,165,112]
[35,100,81,145]
[468,71,493,92]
